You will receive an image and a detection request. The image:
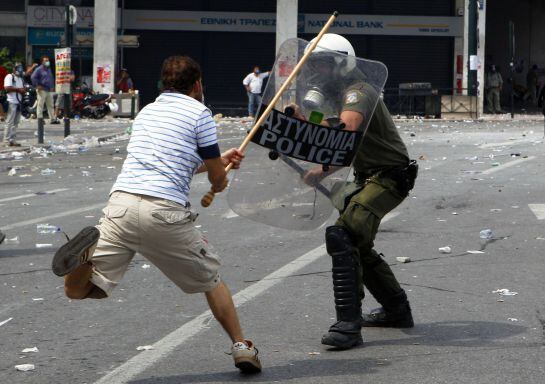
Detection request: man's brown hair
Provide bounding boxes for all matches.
[161,56,202,94]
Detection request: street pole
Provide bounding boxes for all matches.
[509,21,515,119]
[542,99,545,138]
[63,4,71,137]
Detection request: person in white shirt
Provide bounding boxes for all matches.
[3,63,25,146]
[242,66,270,117]
[52,55,261,374]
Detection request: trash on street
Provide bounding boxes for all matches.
[492,289,518,296]
[15,364,35,371]
[136,345,154,351]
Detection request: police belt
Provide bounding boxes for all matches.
[354,160,418,196]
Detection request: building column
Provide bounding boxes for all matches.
[276,0,298,53]
[476,0,487,116]
[93,0,118,93]
[453,0,469,94]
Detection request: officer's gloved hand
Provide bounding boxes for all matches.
[303,166,325,186]
[284,103,306,120]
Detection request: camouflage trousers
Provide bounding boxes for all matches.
[335,174,405,304]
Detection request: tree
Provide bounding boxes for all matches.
[0,47,25,72]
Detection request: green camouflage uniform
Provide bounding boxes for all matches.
[331,82,410,305]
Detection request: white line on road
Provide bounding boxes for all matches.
[221,209,239,219]
[528,204,545,220]
[479,139,532,149]
[0,188,69,203]
[0,203,105,231]
[480,156,536,175]
[0,317,13,327]
[93,211,400,384]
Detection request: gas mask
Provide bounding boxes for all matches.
[302,54,342,111]
[15,65,24,77]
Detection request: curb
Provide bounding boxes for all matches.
[0,130,128,155]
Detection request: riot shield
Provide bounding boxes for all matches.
[227,38,388,230]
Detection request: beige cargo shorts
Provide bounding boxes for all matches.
[89,191,221,296]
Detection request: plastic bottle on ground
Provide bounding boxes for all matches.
[40,168,56,176]
[4,236,20,245]
[37,224,61,234]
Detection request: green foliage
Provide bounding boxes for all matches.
[0,47,25,72]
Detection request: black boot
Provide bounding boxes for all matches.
[361,290,414,328]
[321,226,363,349]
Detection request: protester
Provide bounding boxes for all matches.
[52,55,262,374]
[31,56,60,124]
[2,62,25,146]
[116,68,134,93]
[242,66,269,117]
[301,34,417,350]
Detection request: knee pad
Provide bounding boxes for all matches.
[325,226,355,255]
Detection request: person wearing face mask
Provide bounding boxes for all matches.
[242,66,270,118]
[51,56,262,374]
[486,64,504,114]
[3,62,25,146]
[31,56,60,124]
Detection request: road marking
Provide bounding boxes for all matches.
[93,211,400,384]
[0,203,105,231]
[221,209,239,219]
[0,317,13,327]
[480,156,536,175]
[479,139,531,149]
[0,188,69,203]
[528,204,545,220]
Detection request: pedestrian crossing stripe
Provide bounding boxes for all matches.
[528,204,545,220]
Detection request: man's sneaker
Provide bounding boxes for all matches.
[50,119,61,125]
[231,340,261,373]
[52,227,99,276]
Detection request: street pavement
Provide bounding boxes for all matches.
[1,116,545,384]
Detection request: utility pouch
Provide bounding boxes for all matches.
[381,160,418,197]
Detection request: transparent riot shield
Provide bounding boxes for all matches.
[227,38,388,230]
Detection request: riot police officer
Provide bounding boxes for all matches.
[303,34,417,349]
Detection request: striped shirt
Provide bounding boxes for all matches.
[111,92,218,206]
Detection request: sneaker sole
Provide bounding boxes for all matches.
[52,226,99,276]
[235,358,262,373]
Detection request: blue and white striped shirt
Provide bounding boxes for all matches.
[111,92,218,206]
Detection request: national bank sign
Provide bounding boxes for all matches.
[125,11,462,36]
[28,7,463,37]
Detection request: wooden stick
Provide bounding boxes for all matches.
[201,11,339,207]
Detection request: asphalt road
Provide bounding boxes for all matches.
[1,118,544,384]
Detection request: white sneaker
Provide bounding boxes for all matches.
[231,340,261,373]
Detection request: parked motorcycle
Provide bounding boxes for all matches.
[59,83,115,119]
[20,84,37,119]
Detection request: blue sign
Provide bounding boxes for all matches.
[33,46,92,60]
[28,27,93,46]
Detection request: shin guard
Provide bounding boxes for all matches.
[326,226,361,321]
